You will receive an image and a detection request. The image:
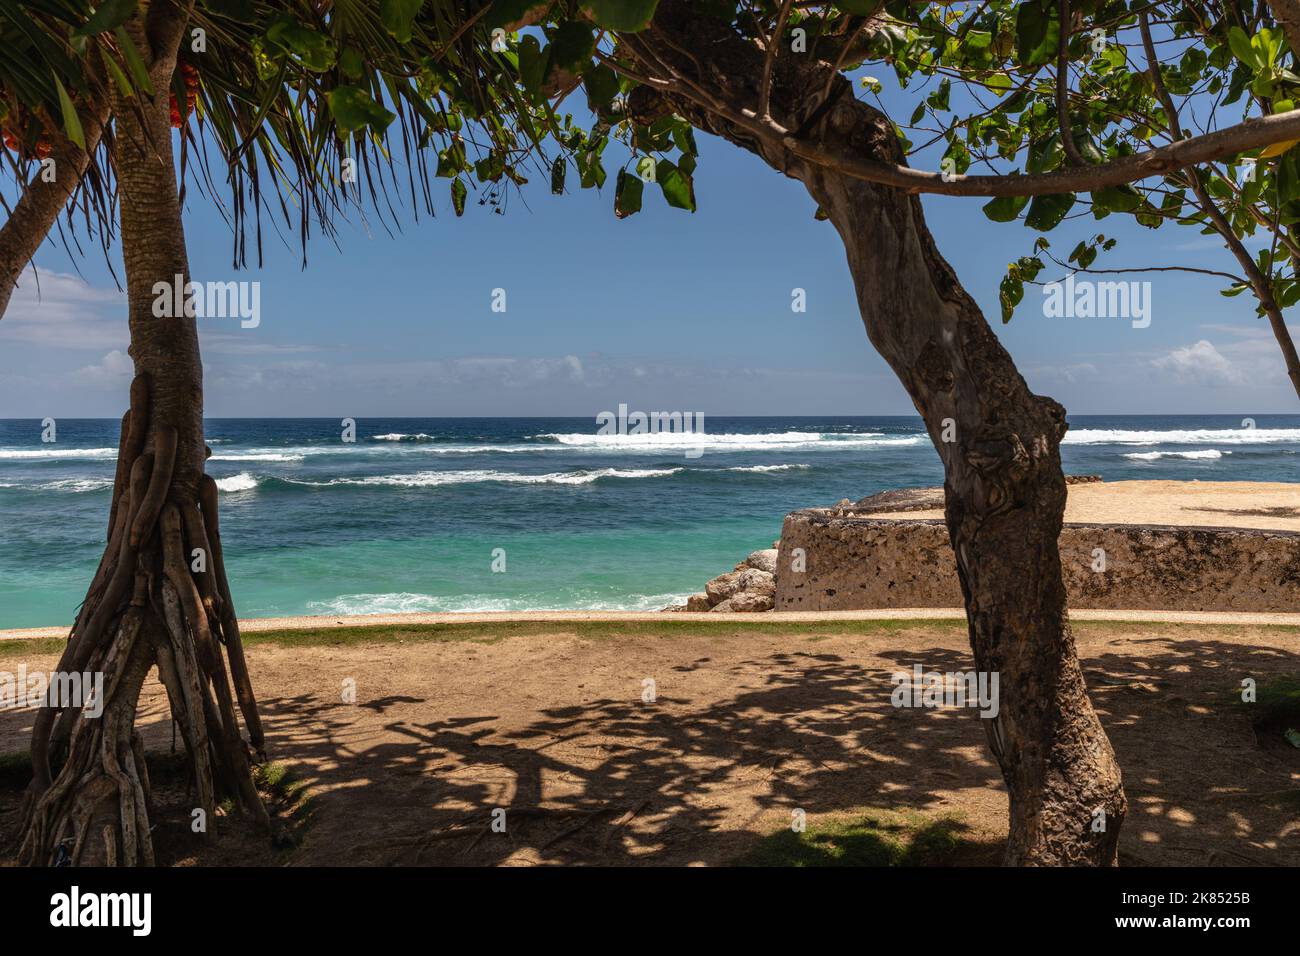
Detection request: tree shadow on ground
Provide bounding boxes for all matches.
[245,646,1004,865]
[1074,633,1300,867]
[1,629,1296,866]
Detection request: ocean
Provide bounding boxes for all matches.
[1,414,1297,629]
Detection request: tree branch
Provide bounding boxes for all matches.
[758,0,795,122]
[0,108,108,321]
[780,107,1300,196]
[1056,0,1087,167]
[1140,9,1300,399]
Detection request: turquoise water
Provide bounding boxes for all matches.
[1,415,1297,628]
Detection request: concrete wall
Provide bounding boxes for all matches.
[774,509,1300,613]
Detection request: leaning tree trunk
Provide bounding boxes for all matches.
[633,4,1126,865]
[18,15,267,867]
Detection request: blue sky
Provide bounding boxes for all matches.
[2,106,1296,418]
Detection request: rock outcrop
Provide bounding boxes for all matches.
[691,547,779,612]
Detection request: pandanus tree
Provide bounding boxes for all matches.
[1,0,540,866]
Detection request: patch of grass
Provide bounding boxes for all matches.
[1247,675,1300,727]
[253,761,317,848]
[735,808,999,867]
[0,637,67,659]
[4,616,1296,659]
[232,618,974,651]
[255,761,313,813]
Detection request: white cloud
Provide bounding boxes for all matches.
[1151,339,1242,385]
[0,267,126,350]
[73,350,134,387]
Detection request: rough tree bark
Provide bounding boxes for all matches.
[0,105,108,322]
[629,3,1126,865]
[18,6,268,867]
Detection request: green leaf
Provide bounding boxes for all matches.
[927,79,950,111]
[1228,26,1261,70]
[1015,1,1059,68]
[437,141,467,178]
[1015,255,1044,281]
[53,74,85,150]
[578,138,608,188]
[475,154,504,182]
[339,48,366,80]
[982,194,1029,222]
[943,137,970,176]
[380,0,423,43]
[999,272,1024,323]
[550,21,595,74]
[582,0,660,32]
[1024,193,1075,231]
[985,72,1013,96]
[113,27,154,96]
[1255,27,1284,67]
[101,51,134,98]
[1069,240,1096,269]
[655,158,695,211]
[518,35,547,97]
[551,156,566,194]
[74,0,137,37]
[670,120,696,157]
[451,178,467,217]
[266,15,336,72]
[583,64,620,112]
[1090,184,1144,214]
[327,85,396,133]
[615,168,644,218]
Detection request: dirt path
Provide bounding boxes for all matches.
[3,621,1297,866]
[6,607,1300,642]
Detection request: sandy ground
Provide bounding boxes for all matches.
[872,480,1300,530]
[2,620,1297,866]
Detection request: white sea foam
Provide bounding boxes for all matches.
[307,590,690,615]
[209,452,304,462]
[535,431,923,451]
[371,433,437,441]
[1123,449,1227,461]
[291,467,684,488]
[44,477,115,492]
[716,463,811,473]
[1066,427,1300,446]
[215,472,259,492]
[0,447,117,460]
[0,477,114,492]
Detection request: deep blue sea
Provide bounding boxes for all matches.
[1,415,1297,628]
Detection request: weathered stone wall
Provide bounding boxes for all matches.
[775,509,1300,613]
